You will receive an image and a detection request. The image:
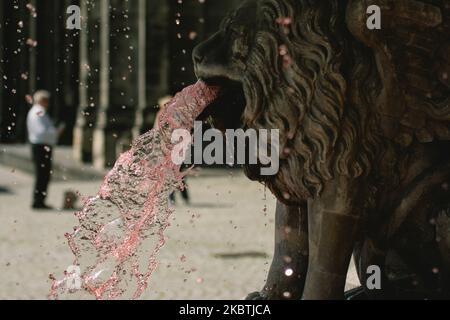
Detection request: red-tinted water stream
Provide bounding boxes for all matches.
[49,81,219,300]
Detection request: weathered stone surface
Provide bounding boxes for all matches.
[416,127,434,143]
[400,109,427,129]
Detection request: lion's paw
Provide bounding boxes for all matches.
[245,291,269,300]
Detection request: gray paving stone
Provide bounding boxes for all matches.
[0,164,360,300]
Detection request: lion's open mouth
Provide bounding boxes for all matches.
[197,76,246,131]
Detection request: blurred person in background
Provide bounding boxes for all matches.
[26,90,64,210]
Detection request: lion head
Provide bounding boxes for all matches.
[193,0,383,205]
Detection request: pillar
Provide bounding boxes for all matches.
[92,0,141,169]
[132,0,147,140]
[73,0,101,163]
[91,0,110,168]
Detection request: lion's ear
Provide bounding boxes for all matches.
[346,0,450,146]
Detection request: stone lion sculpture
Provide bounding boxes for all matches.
[193,0,450,299]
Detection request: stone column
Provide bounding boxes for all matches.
[92,0,141,169]
[132,0,147,139]
[73,0,101,163]
[91,0,111,169]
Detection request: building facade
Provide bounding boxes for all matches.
[0,0,240,168]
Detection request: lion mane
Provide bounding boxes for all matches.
[241,0,383,202]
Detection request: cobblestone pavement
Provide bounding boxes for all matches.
[0,164,360,300]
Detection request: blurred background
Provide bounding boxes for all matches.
[0,0,240,168]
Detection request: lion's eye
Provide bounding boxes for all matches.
[228,27,240,38]
[231,35,249,60]
[222,22,237,37]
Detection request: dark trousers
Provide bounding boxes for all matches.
[170,178,190,203]
[169,189,190,202]
[31,144,53,206]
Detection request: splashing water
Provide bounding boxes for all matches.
[49,81,220,300]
